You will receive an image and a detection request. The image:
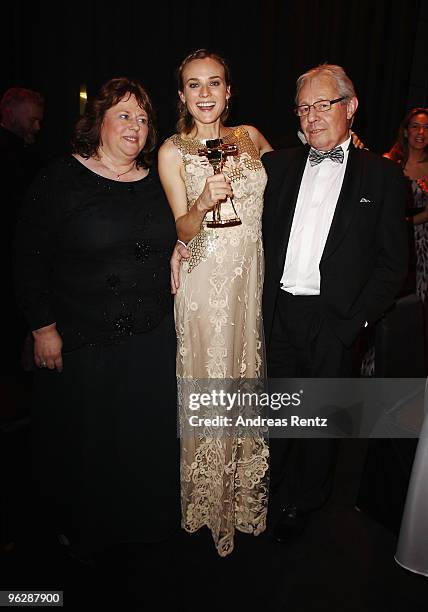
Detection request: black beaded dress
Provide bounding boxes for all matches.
[14,156,180,550]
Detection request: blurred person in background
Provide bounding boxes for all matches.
[0,87,44,377]
[384,108,428,304]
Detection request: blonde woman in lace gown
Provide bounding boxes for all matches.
[159,49,272,557]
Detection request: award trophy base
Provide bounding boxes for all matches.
[206,217,242,228]
[206,201,242,228]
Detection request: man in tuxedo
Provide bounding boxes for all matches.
[262,64,408,541]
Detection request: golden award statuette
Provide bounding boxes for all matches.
[198,138,242,228]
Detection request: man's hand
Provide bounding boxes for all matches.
[171,241,190,294]
[32,323,63,372]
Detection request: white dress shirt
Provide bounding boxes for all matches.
[280,136,351,295]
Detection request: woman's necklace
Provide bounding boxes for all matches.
[113,164,136,179]
[98,153,137,180]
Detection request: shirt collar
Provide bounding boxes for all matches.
[339,135,352,153]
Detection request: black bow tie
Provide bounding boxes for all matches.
[308,146,344,166]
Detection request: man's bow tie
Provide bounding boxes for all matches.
[308,146,344,166]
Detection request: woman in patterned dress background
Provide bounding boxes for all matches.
[385,108,428,303]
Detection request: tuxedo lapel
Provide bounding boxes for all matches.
[321,146,364,263]
[274,146,308,272]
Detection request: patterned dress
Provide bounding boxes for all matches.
[411,178,428,302]
[170,127,269,556]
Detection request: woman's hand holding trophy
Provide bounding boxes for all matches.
[198,139,242,227]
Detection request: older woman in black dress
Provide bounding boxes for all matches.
[15,78,179,556]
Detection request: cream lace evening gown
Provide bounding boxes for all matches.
[170,127,269,557]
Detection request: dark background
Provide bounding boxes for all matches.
[2,0,427,162]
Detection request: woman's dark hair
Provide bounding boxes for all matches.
[386,107,428,166]
[176,49,232,135]
[71,77,157,167]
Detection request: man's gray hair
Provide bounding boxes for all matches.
[295,64,356,105]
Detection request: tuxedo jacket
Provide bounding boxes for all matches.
[262,146,408,348]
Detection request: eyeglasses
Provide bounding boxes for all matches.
[294,97,346,117]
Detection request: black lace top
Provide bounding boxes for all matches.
[15,156,176,352]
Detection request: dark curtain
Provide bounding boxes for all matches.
[2,0,422,161]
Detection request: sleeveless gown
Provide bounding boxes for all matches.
[170,127,269,556]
